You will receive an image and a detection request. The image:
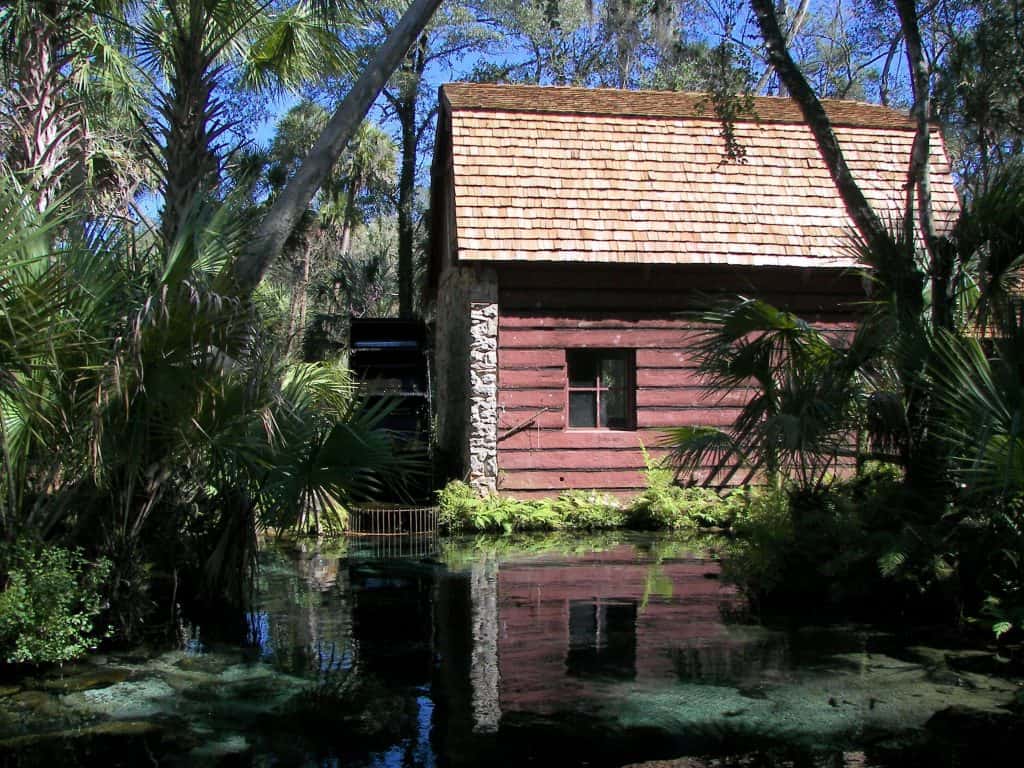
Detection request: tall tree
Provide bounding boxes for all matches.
[935,0,1024,195]
[132,0,350,251]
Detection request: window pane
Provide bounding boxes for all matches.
[600,357,626,389]
[601,388,627,429]
[567,351,598,387]
[569,391,597,427]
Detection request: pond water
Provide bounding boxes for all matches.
[0,532,1021,767]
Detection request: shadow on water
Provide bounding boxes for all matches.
[1,532,1022,767]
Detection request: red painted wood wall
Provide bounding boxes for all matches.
[494,264,863,497]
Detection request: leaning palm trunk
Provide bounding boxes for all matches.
[232,0,445,295]
[749,0,891,255]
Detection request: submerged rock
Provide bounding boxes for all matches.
[6,690,66,719]
[0,719,163,751]
[173,651,246,675]
[37,666,133,693]
[621,752,871,767]
[188,732,251,760]
[62,677,178,719]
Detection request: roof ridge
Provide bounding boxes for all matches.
[441,82,914,131]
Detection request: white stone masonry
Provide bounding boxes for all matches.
[467,270,498,493]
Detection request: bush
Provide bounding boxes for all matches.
[436,480,480,533]
[0,546,112,665]
[723,464,964,618]
[723,487,795,596]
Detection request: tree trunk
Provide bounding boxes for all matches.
[749,0,891,254]
[285,244,311,359]
[894,0,950,330]
[755,0,812,95]
[159,1,219,252]
[397,93,417,318]
[11,8,77,214]
[339,178,359,255]
[231,0,446,296]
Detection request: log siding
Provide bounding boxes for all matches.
[494,264,862,497]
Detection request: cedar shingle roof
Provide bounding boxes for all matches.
[441,84,961,269]
[443,83,917,130]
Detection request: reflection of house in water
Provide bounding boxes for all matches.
[462,546,789,727]
[256,541,790,763]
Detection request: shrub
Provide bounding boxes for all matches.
[436,480,479,533]
[0,546,112,665]
[436,482,561,533]
[723,465,963,617]
[437,483,624,533]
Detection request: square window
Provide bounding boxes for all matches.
[566,350,635,430]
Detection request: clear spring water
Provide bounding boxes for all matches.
[0,532,1020,767]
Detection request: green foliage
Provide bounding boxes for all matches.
[983,596,1024,640]
[664,297,858,492]
[436,458,743,535]
[437,485,630,535]
[723,465,962,615]
[0,546,111,665]
[436,480,479,533]
[550,489,628,530]
[0,167,418,640]
[723,487,794,596]
[631,451,746,530]
[436,485,566,534]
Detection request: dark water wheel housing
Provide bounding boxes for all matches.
[349,318,435,509]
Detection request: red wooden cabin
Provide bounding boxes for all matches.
[428,84,959,497]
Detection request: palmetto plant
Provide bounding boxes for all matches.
[929,159,1024,497]
[0,179,118,539]
[664,297,862,490]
